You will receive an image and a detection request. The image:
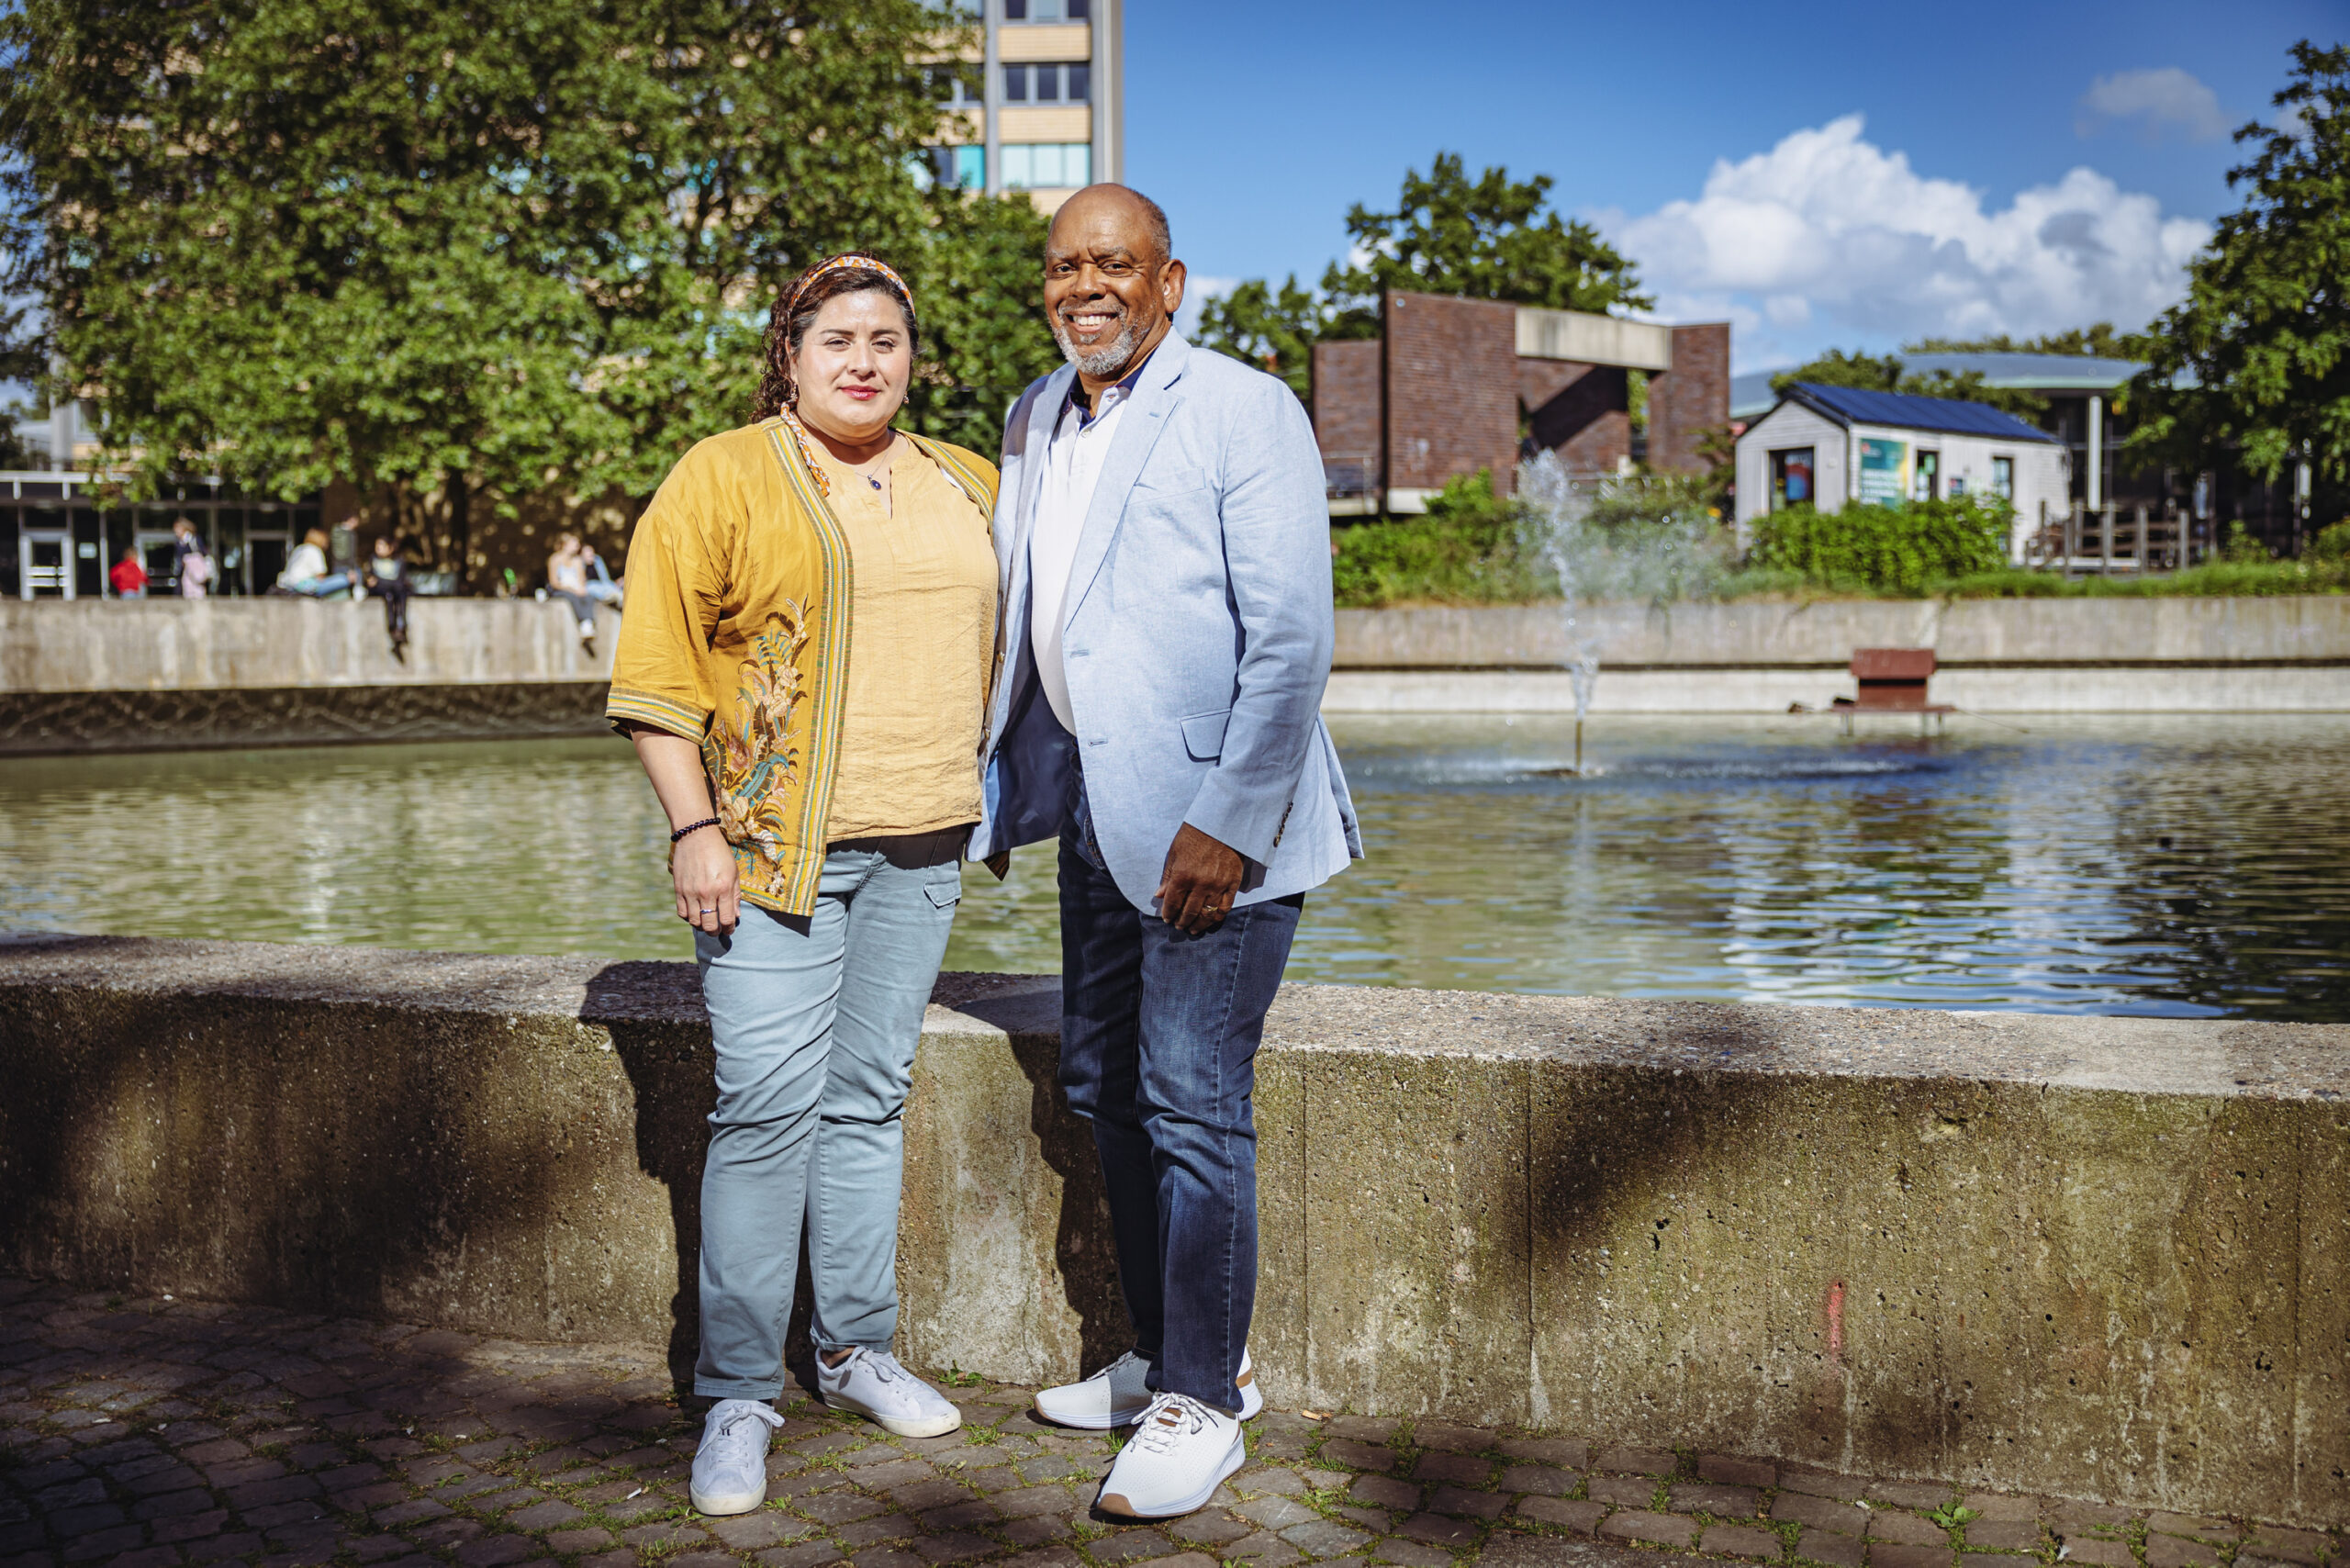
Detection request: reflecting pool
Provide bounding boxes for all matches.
[5,713,2347,1019]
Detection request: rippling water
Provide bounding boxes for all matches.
[5,713,2347,1019]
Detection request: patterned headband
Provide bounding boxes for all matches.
[785,253,915,319]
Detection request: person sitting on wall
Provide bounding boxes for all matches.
[362,534,412,655]
[109,546,147,599]
[545,532,599,646]
[273,526,358,598]
[581,540,625,610]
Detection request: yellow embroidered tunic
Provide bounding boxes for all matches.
[811,438,999,840]
[607,417,1002,916]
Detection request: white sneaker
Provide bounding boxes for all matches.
[1096,1393,1245,1518]
[1034,1347,1265,1429]
[689,1398,784,1517]
[817,1347,962,1439]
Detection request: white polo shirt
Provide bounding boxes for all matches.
[1029,365,1145,733]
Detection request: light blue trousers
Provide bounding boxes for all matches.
[692,833,962,1401]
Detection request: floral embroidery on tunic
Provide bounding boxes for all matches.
[702,603,814,895]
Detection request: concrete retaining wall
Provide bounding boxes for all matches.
[2,935,2343,1524]
[0,598,618,752]
[0,596,614,692]
[1328,599,2350,712]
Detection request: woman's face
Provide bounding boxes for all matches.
[788,289,911,445]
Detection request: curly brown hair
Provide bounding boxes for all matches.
[751,253,921,420]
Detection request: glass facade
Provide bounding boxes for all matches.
[1001,142,1090,189]
[914,143,986,191]
[0,475,319,599]
[1769,448,1814,510]
[1910,449,1939,502]
[1002,62,1088,103]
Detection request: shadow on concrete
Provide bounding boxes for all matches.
[949,983,1132,1376]
[586,960,837,1403]
[585,960,714,1399]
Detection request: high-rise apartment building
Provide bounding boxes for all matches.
[923,0,1122,213]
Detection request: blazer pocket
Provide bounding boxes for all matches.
[1181,708,1232,760]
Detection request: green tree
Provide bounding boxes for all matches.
[1195,274,1326,400]
[901,189,1063,456]
[1770,349,1903,397]
[0,0,953,575]
[1321,151,1651,334]
[2130,40,2350,485]
[1906,323,2153,359]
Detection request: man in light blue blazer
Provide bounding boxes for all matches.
[972,185,1360,1515]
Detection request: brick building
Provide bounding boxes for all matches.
[1309,291,1730,514]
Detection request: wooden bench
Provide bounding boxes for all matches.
[1832,647,1953,733]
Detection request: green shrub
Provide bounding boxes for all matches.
[1331,470,1551,608]
[1941,557,2348,598]
[1746,497,2012,595]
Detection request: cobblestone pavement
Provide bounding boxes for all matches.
[1,1277,2338,1568]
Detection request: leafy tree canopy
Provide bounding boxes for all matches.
[2130,39,2350,481]
[901,190,1063,456]
[1906,323,2153,359]
[1770,349,2045,419]
[1195,275,1326,400]
[1322,152,1651,334]
[0,0,1049,569]
[1199,151,1650,396]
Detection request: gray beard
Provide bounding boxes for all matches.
[1053,314,1142,378]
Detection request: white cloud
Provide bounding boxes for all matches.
[2077,68,2228,143]
[1611,115,2208,369]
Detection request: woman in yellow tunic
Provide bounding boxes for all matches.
[607,255,1000,1514]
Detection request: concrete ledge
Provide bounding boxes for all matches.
[1324,666,2350,713]
[1335,600,2350,670]
[1,935,2344,1524]
[0,597,615,692]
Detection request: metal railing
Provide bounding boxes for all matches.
[2024,500,2205,575]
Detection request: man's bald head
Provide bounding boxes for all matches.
[1042,184,1186,390]
[1048,184,1171,265]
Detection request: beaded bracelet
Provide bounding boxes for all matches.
[670,816,722,845]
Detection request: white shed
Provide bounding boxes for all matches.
[1735,383,2069,561]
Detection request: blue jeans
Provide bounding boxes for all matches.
[1057,778,1303,1413]
[692,831,964,1401]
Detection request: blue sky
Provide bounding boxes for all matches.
[1128,0,2341,372]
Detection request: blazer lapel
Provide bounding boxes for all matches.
[1061,333,1191,629]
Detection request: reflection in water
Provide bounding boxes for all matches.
[3,714,2347,1020]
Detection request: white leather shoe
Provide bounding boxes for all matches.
[1096,1393,1245,1518]
[1034,1347,1264,1429]
[689,1399,784,1516]
[817,1347,963,1439]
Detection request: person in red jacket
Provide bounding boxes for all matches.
[108,547,147,598]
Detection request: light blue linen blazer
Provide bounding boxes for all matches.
[969,332,1361,913]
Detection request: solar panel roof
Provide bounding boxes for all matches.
[1788,383,2061,442]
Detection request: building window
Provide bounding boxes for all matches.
[1004,62,1089,104]
[1002,141,1091,189]
[1004,0,1088,17]
[912,144,984,191]
[927,63,982,107]
[1769,447,1814,510]
[1991,455,2015,501]
[1911,450,1939,503]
